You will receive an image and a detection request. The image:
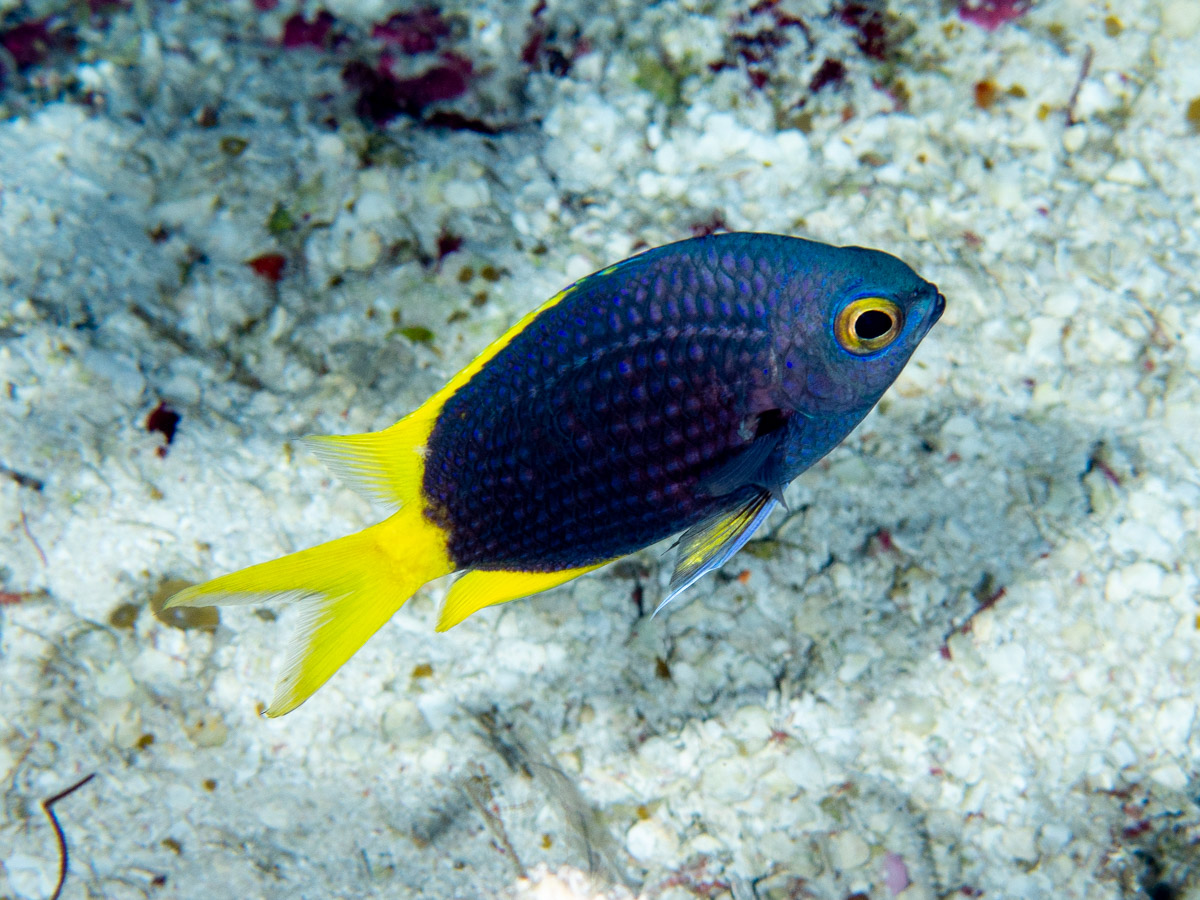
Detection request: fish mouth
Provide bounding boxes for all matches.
[929,291,946,327]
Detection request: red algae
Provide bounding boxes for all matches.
[343,52,473,125]
[689,212,729,238]
[809,58,847,93]
[248,253,286,282]
[1,17,66,69]
[837,2,890,61]
[519,1,586,76]
[957,0,1032,31]
[281,10,335,49]
[435,230,463,264]
[520,0,549,66]
[372,7,450,55]
[146,401,181,456]
[708,3,809,91]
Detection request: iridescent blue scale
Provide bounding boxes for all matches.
[422,238,779,570]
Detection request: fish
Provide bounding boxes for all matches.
[165,232,944,715]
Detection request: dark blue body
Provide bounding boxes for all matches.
[421,233,941,571]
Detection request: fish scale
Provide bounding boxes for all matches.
[423,247,778,571]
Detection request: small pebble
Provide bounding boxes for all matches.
[830,831,870,870]
[625,818,680,863]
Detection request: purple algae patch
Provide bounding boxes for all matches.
[837,2,890,61]
[708,3,808,92]
[281,10,335,49]
[1,17,69,69]
[146,402,181,456]
[809,58,847,93]
[520,0,549,65]
[342,52,473,124]
[519,1,587,77]
[690,212,729,238]
[957,0,1033,30]
[435,229,464,265]
[372,7,450,55]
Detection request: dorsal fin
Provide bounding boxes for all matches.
[300,414,435,511]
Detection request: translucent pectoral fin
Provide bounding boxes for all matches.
[436,562,610,632]
[693,409,795,502]
[656,490,779,616]
[693,431,782,498]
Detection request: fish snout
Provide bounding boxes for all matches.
[930,291,946,326]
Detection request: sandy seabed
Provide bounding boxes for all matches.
[2,1,1200,898]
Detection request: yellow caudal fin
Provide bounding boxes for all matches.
[165,507,454,716]
[436,562,609,632]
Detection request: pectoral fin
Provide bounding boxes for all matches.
[693,408,792,503]
[656,489,779,616]
[694,431,783,498]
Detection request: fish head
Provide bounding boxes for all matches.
[774,243,944,417]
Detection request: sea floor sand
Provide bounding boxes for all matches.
[2,1,1199,897]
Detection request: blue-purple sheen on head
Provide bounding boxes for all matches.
[771,242,943,416]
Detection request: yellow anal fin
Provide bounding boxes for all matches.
[165,506,454,716]
[436,562,609,632]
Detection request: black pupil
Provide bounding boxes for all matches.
[854,309,893,341]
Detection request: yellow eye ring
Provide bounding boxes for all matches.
[834,297,904,355]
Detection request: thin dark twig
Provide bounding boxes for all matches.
[42,772,96,900]
[1065,44,1094,126]
[0,462,45,491]
[20,510,48,567]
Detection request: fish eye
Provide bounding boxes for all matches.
[834,297,904,355]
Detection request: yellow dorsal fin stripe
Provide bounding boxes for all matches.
[165,507,454,716]
[420,282,578,413]
[299,414,434,510]
[302,281,581,509]
[436,562,609,632]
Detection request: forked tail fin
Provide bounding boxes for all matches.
[164,505,454,716]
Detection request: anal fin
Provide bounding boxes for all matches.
[657,490,778,615]
[437,562,609,631]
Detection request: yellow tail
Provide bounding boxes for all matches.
[166,508,452,716]
[164,393,458,722]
